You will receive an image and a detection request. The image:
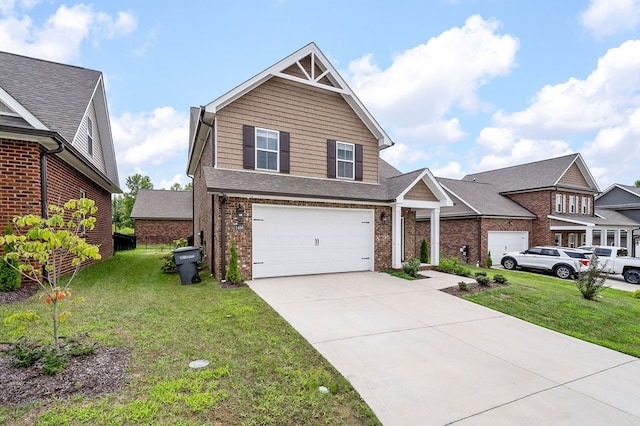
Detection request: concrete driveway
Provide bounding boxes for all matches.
[249,271,640,425]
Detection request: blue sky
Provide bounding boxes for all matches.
[1,0,639,191]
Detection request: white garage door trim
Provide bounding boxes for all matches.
[488,231,529,262]
[252,204,374,279]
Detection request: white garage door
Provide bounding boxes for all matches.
[488,231,529,262]
[252,205,374,279]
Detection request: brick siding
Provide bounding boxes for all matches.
[135,219,193,246]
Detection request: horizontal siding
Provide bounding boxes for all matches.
[558,163,589,188]
[72,102,107,175]
[405,180,438,201]
[216,77,379,183]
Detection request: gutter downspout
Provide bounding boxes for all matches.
[477,217,482,265]
[40,137,65,217]
[221,194,227,279]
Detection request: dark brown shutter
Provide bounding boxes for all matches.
[355,144,363,181]
[280,131,290,174]
[327,139,336,178]
[242,125,255,169]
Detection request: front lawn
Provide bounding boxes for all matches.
[0,248,379,425]
[459,267,640,357]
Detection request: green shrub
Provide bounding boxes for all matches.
[493,274,508,284]
[633,289,640,299]
[458,281,468,291]
[453,264,471,277]
[225,240,242,284]
[486,251,493,268]
[476,275,491,286]
[574,254,608,300]
[437,257,458,273]
[0,224,21,292]
[420,239,429,264]
[402,258,421,278]
[160,238,190,273]
[474,271,487,278]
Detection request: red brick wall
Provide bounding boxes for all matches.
[193,132,213,274]
[402,208,416,261]
[135,219,193,245]
[507,191,554,247]
[209,196,393,280]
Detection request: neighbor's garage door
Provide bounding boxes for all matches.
[488,231,529,262]
[252,205,374,279]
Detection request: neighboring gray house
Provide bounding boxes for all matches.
[596,184,640,256]
[131,189,193,245]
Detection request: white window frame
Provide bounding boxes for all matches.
[87,117,93,156]
[555,194,566,213]
[255,128,279,172]
[582,196,590,215]
[569,195,576,213]
[336,141,355,180]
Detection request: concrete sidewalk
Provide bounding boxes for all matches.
[249,271,640,425]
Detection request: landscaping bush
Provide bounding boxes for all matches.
[437,257,458,273]
[453,264,471,277]
[402,258,421,278]
[420,238,429,264]
[474,271,487,278]
[225,240,242,284]
[486,251,493,268]
[574,254,608,300]
[476,275,491,286]
[493,274,508,284]
[160,238,189,273]
[0,224,21,292]
[458,281,468,291]
[633,289,640,299]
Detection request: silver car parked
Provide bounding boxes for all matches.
[500,246,590,279]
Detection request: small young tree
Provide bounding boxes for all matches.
[0,224,21,292]
[575,254,609,300]
[0,199,101,347]
[486,251,493,268]
[420,238,429,264]
[225,240,242,284]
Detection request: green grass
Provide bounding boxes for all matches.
[462,267,640,357]
[383,269,417,280]
[0,248,379,425]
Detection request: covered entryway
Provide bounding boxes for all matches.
[488,231,528,260]
[252,205,374,278]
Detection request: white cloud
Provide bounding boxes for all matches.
[345,15,519,136]
[474,139,573,172]
[580,0,640,37]
[0,3,136,62]
[111,106,189,169]
[431,162,464,179]
[158,174,191,190]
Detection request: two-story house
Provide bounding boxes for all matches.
[187,43,452,280]
[0,51,120,272]
[595,184,640,256]
[417,154,638,265]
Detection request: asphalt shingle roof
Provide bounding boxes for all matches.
[0,51,101,143]
[131,190,193,220]
[463,153,581,193]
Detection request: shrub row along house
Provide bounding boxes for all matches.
[0,51,120,273]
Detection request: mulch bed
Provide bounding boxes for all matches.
[440,280,510,297]
[0,285,38,304]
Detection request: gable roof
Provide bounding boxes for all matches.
[131,190,193,220]
[463,153,599,194]
[0,51,120,192]
[596,183,640,207]
[188,42,393,175]
[438,177,536,218]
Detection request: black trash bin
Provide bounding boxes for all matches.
[172,246,202,284]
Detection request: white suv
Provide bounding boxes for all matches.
[500,246,589,279]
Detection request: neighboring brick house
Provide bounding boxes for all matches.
[417,154,637,265]
[187,43,452,280]
[0,51,120,274]
[131,189,193,245]
[595,184,640,256]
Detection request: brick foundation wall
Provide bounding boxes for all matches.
[209,196,393,280]
[135,219,193,245]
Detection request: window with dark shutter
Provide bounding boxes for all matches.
[327,139,336,178]
[355,144,363,181]
[243,125,255,169]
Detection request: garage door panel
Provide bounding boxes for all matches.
[488,231,529,262]
[252,205,373,278]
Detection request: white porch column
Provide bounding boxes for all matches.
[430,208,440,266]
[585,226,594,246]
[392,203,403,268]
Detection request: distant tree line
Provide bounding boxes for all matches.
[112,174,192,232]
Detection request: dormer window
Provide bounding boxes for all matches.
[255,128,279,171]
[87,116,93,156]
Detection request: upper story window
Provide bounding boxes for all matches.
[255,128,279,171]
[582,196,591,215]
[555,194,566,213]
[569,195,576,213]
[87,117,94,156]
[336,142,354,179]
